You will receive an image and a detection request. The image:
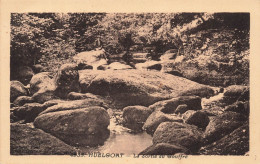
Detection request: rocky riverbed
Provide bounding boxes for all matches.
[10,63,249,155]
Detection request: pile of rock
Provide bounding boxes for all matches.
[10,60,248,155]
[133,85,249,155]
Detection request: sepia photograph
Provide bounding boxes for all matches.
[9,12,250,156]
[1,0,260,164]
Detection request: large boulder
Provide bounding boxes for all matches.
[79,70,214,108]
[153,122,203,152]
[73,49,108,70]
[54,64,80,99]
[39,98,107,115]
[139,143,189,155]
[34,107,110,146]
[29,72,57,103]
[149,96,202,113]
[122,106,152,131]
[143,111,183,135]
[13,96,33,106]
[183,110,210,130]
[12,66,35,85]
[11,123,76,155]
[199,122,249,155]
[203,111,247,145]
[10,81,28,102]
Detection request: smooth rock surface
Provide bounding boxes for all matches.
[34,107,110,146]
[79,70,214,108]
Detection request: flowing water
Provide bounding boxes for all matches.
[78,117,153,155]
[75,88,224,155]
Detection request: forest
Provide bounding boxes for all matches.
[11,13,249,86]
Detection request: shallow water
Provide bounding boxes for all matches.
[78,117,153,155]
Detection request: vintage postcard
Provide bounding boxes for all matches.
[1,0,260,164]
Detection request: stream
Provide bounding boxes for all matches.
[77,117,153,155]
[75,88,224,155]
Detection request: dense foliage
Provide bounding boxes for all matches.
[11,13,249,86]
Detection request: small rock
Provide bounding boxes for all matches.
[97,64,108,70]
[122,106,152,132]
[10,81,28,102]
[183,110,210,130]
[77,63,93,70]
